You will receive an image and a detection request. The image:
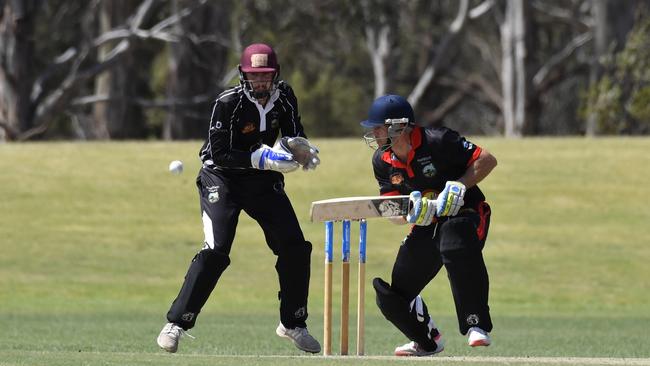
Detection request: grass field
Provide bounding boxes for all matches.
[1,138,649,366]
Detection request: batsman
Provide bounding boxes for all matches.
[360,95,497,356]
[157,43,321,354]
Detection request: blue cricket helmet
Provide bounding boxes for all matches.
[360,94,415,128]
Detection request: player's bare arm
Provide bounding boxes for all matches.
[458,148,497,188]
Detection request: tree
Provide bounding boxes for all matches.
[163,0,236,140]
[581,5,650,134]
[0,0,39,140]
[0,0,206,141]
[92,0,147,139]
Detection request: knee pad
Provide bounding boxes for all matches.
[374,278,428,322]
[374,277,408,317]
[275,241,312,267]
[275,241,312,280]
[192,248,231,276]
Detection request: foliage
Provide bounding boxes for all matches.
[580,6,650,134]
[2,1,650,140]
[288,68,368,137]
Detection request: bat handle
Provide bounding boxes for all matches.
[407,193,438,214]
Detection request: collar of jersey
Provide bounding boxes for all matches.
[242,88,280,131]
[381,126,422,178]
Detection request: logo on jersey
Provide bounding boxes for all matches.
[210,120,224,131]
[207,186,220,203]
[422,163,436,178]
[390,172,404,185]
[463,140,474,150]
[241,122,256,134]
[268,111,280,129]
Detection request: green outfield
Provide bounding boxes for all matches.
[1,138,649,366]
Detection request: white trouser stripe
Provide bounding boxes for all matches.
[202,211,214,249]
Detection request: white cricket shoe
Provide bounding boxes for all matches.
[394,339,444,357]
[395,330,444,357]
[467,326,491,347]
[157,322,193,353]
[275,323,321,353]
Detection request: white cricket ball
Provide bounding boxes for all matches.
[168,160,183,175]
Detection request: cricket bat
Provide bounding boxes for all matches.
[310,195,416,222]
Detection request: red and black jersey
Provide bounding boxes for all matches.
[372,126,486,209]
[199,81,306,173]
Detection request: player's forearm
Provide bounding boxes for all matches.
[212,151,255,168]
[458,149,497,188]
[210,141,256,168]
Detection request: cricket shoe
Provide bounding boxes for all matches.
[394,329,444,357]
[275,323,321,353]
[157,322,194,353]
[467,326,491,347]
[394,339,444,357]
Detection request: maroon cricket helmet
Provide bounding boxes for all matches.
[239,43,279,73]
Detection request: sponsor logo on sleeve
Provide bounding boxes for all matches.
[241,122,256,134]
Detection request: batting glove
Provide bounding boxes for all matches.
[251,144,300,173]
[407,191,437,226]
[436,181,466,217]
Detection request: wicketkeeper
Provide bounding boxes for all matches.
[157,43,321,354]
[360,94,497,356]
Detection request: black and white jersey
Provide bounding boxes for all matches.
[372,126,486,209]
[199,81,306,173]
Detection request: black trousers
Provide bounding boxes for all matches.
[166,168,312,330]
[390,202,492,334]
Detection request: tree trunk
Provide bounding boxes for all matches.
[501,3,515,137]
[501,1,529,137]
[513,1,526,135]
[93,0,144,140]
[586,0,608,136]
[165,1,231,140]
[92,0,112,139]
[365,25,390,98]
[408,0,469,109]
[0,0,37,141]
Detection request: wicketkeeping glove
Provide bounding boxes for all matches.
[436,181,466,217]
[406,191,437,226]
[278,136,321,171]
[250,144,300,173]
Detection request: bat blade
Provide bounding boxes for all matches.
[310,195,411,222]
